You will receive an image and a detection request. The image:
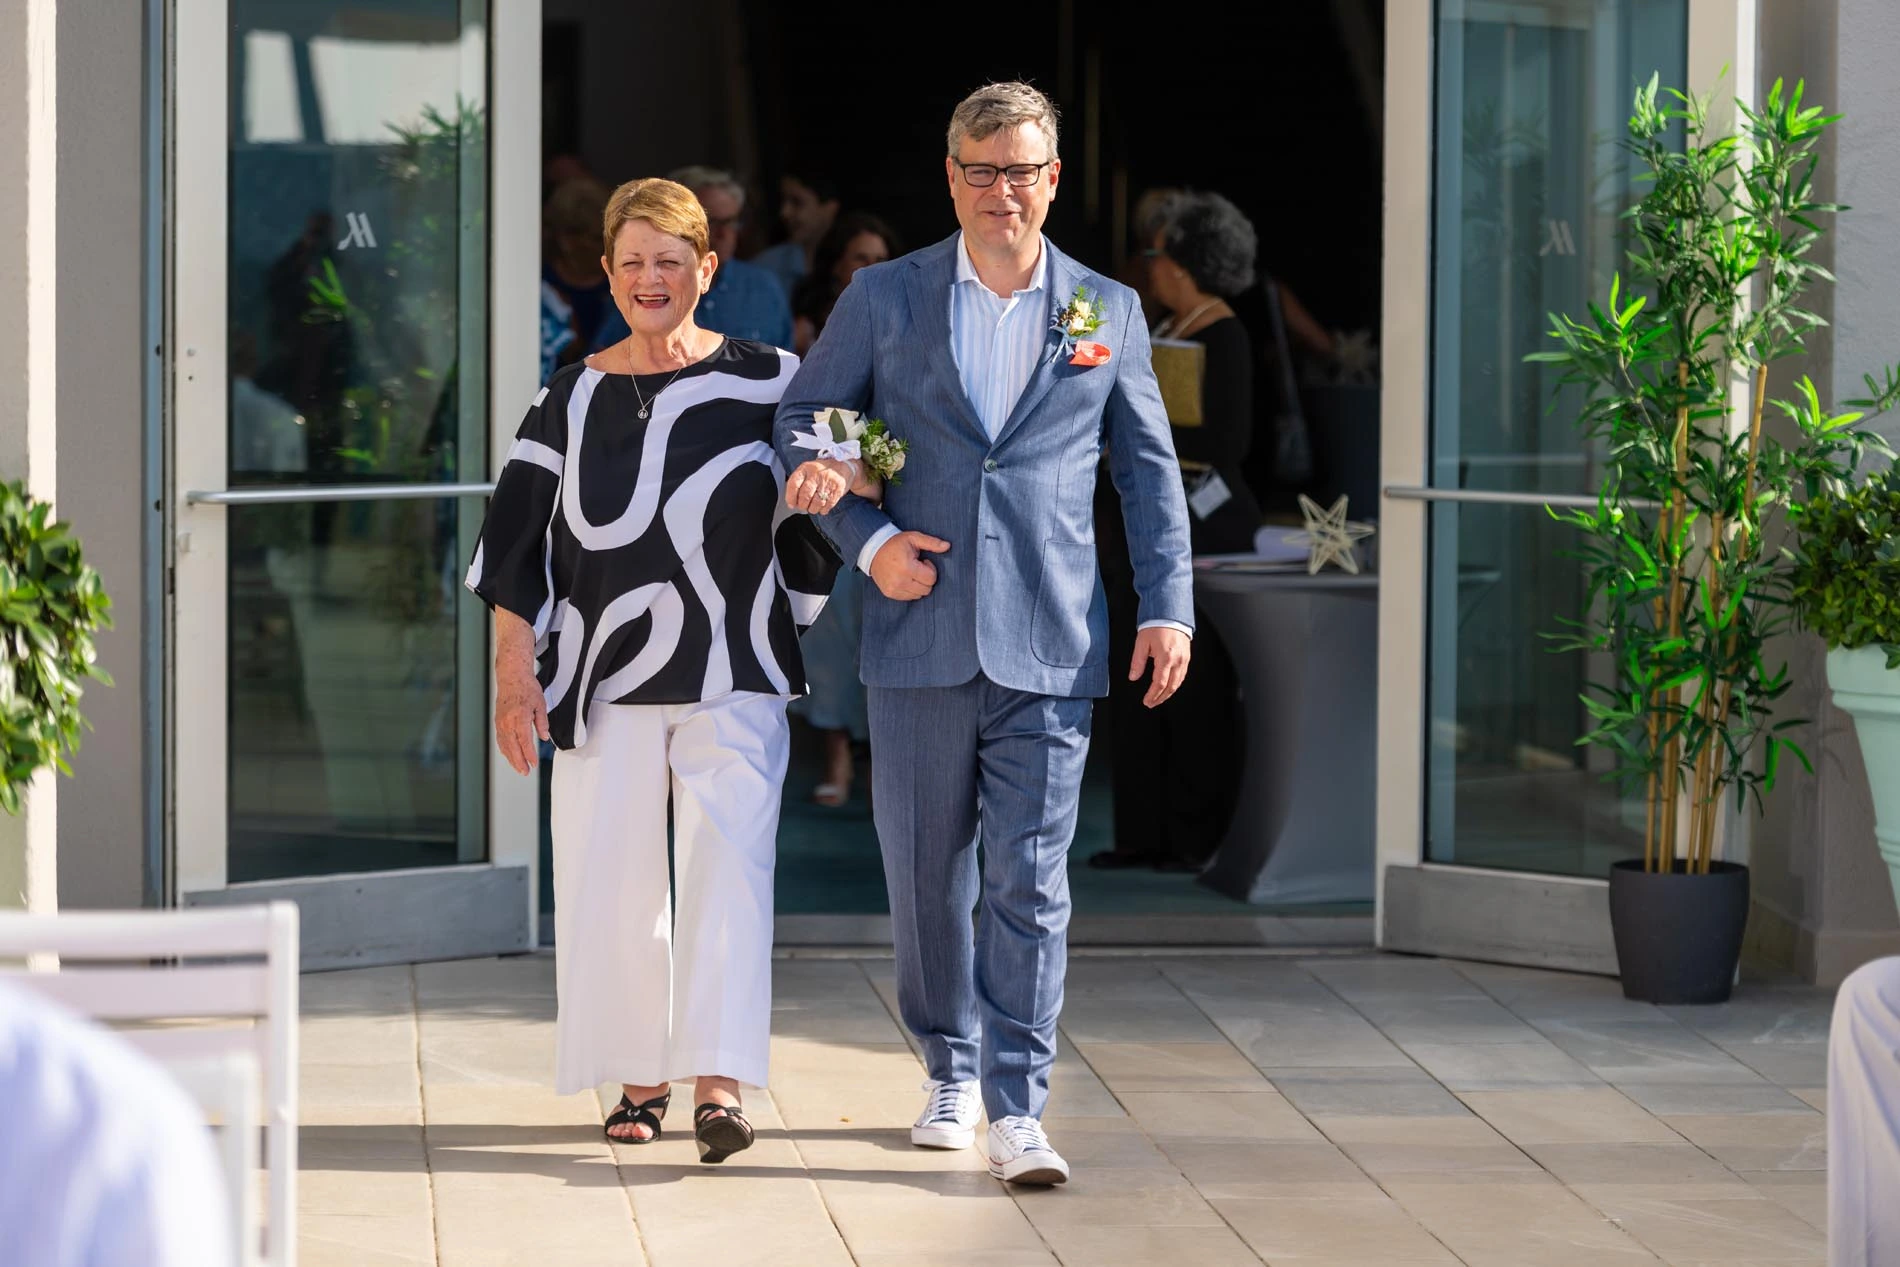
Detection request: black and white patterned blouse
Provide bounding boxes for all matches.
[465,338,839,749]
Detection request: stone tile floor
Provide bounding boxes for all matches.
[298,950,1834,1266]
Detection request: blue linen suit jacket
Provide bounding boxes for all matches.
[772,234,1195,699]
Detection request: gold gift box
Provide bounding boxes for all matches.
[1150,337,1205,427]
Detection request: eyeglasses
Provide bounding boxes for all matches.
[952,159,1054,189]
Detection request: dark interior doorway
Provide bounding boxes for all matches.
[537,0,1386,925]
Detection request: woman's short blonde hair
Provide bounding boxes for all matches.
[601,178,709,261]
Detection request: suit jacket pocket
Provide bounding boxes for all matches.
[863,589,935,660]
[1030,539,1101,669]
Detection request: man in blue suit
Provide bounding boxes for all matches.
[774,82,1194,1186]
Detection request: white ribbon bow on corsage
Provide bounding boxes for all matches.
[791,407,868,462]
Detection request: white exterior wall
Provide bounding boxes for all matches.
[0,0,61,912]
[1751,0,1900,984]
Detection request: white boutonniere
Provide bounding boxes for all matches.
[1053,284,1112,366]
[791,407,910,483]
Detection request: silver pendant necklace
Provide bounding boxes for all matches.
[627,346,690,420]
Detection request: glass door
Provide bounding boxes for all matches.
[172,0,532,965]
[1377,0,1691,968]
[1425,0,1687,876]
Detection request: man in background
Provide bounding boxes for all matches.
[664,166,794,350]
[754,171,841,299]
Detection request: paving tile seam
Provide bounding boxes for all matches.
[600,1085,657,1267]
[1283,968,1669,1264]
[408,966,443,1267]
[1134,960,1402,1265]
[839,956,1009,1267]
[1051,1032,1269,1265]
[766,1077,861,1266]
[1441,963,1831,1264]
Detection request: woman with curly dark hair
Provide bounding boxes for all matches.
[790,212,902,356]
[1092,190,1259,874]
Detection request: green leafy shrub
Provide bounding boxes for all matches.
[0,481,112,813]
[1532,78,1898,874]
[1790,461,1900,668]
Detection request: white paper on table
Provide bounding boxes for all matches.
[1252,525,1315,565]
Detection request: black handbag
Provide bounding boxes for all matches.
[1263,279,1314,486]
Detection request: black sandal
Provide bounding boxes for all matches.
[693,1101,755,1164]
[604,1090,670,1144]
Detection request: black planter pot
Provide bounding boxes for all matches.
[1607,859,1751,1004]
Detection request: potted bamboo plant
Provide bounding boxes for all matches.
[1533,78,1898,1004]
[1790,460,1900,914]
[0,480,112,813]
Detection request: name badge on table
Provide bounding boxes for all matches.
[1187,470,1233,520]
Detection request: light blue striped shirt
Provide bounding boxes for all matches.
[950,231,1051,440]
[850,235,1190,641]
[852,234,1048,574]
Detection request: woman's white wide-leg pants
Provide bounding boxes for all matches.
[549,693,787,1095]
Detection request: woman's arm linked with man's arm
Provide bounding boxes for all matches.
[772,274,947,601]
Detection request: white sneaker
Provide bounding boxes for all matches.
[986,1115,1070,1185]
[911,1079,982,1149]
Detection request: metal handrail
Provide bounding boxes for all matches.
[1383,484,1664,511]
[184,481,497,506]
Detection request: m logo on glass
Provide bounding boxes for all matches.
[1538,218,1576,257]
[336,212,379,251]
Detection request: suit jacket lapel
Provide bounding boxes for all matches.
[992,245,1083,450]
[904,239,988,443]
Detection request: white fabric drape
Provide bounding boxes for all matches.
[1829,955,1900,1267]
[549,693,788,1094]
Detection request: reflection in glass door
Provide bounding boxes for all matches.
[224,3,489,882]
[1424,0,1686,876]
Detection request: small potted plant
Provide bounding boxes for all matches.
[1790,459,1900,912]
[0,480,112,814]
[1533,78,1897,1003]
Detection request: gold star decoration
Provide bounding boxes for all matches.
[1290,494,1376,574]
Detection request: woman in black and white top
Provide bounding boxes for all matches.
[466,178,868,1164]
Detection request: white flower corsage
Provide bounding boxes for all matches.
[791,407,910,483]
[1053,284,1112,366]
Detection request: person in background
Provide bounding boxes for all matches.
[754,172,842,299]
[1092,190,1259,873]
[788,211,902,806]
[663,166,794,350]
[0,980,235,1267]
[1231,256,1339,504]
[1120,186,1185,319]
[541,177,618,382]
[792,211,901,356]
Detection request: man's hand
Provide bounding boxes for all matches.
[869,531,950,600]
[1130,626,1192,708]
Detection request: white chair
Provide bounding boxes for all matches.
[0,903,299,1267]
[168,1048,263,1265]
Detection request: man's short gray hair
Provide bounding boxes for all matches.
[667,165,746,210]
[946,82,1060,161]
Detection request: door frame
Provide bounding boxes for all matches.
[166,0,542,968]
[1373,0,1759,970]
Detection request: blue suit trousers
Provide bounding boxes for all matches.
[868,676,1092,1121]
